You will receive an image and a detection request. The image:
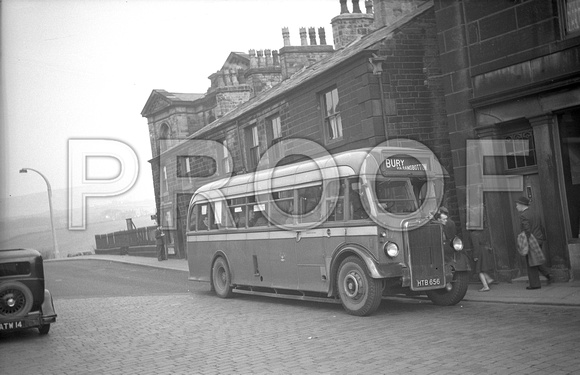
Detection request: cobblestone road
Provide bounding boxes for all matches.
[2,285,579,375]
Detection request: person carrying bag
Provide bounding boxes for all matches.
[515,196,552,289]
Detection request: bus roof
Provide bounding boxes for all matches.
[190,146,433,204]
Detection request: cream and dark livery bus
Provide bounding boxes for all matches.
[186,146,470,316]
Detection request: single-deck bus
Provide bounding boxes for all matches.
[186,146,470,316]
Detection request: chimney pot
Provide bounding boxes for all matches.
[340,0,349,14]
[308,27,317,45]
[249,49,257,68]
[365,0,373,14]
[299,27,308,46]
[282,27,291,46]
[257,49,264,67]
[352,0,361,13]
[318,27,327,45]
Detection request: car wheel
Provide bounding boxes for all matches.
[38,324,51,335]
[0,281,34,317]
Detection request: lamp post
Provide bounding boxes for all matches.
[19,168,60,259]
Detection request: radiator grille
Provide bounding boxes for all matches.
[406,223,445,290]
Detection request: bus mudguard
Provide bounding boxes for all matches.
[327,243,388,297]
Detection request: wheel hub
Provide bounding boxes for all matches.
[344,271,364,299]
[1,290,25,315]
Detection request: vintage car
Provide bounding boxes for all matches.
[0,248,57,335]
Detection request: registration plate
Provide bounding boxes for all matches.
[415,277,442,288]
[0,319,36,331]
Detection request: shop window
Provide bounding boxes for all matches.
[505,130,537,170]
[560,0,580,36]
[558,109,580,238]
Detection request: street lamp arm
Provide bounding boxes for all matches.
[19,167,59,258]
[19,168,53,197]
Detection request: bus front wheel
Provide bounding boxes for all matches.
[212,257,233,298]
[426,271,469,306]
[336,256,382,316]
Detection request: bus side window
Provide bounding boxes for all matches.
[249,203,268,227]
[188,205,197,231]
[229,198,247,228]
[326,180,344,222]
[298,185,322,223]
[198,204,218,230]
[349,180,369,220]
[272,190,294,225]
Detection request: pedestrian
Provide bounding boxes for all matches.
[471,230,494,292]
[515,196,553,289]
[435,206,456,247]
[155,226,166,261]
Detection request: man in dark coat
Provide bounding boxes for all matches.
[516,196,552,289]
[155,226,167,261]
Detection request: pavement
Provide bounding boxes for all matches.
[50,254,580,307]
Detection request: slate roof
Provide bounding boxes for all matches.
[141,90,205,117]
[186,1,434,140]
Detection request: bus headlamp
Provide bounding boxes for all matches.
[384,242,399,258]
[452,237,463,251]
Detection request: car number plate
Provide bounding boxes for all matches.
[0,320,25,331]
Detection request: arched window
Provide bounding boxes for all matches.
[159,123,170,139]
[157,123,171,156]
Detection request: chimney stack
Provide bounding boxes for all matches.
[331,0,374,49]
[373,0,425,29]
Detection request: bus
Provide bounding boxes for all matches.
[186,146,470,316]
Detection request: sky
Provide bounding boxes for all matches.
[0,0,339,213]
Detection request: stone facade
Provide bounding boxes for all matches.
[433,0,580,280]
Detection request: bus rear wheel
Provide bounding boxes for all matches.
[426,271,469,306]
[336,256,382,316]
[212,257,233,298]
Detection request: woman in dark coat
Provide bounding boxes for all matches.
[471,230,494,291]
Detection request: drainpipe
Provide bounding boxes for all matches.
[369,54,388,140]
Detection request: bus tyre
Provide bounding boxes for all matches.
[0,281,34,317]
[212,257,233,298]
[336,256,382,316]
[426,271,469,306]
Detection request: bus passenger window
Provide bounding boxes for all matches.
[188,206,197,231]
[249,204,268,227]
[349,181,369,220]
[272,190,294,224]
[327,180,344,222]
[232,207,247,228]
[298,186,322,223]
[198,204,217,230]
[228,198,247,228]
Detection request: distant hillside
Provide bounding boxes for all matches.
[0,190,156,258]
[0,214,156,258]
[1,188,155,219]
